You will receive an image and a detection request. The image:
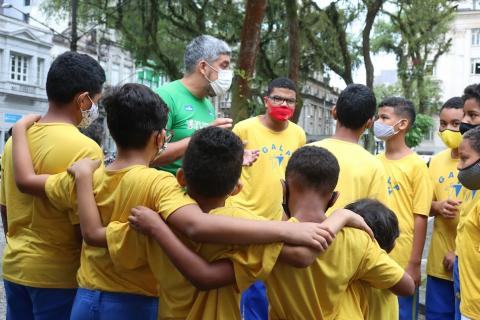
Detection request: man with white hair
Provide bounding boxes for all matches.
[152,35,236,174]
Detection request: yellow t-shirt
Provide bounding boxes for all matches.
[0,123,102,288]
[457,200,480,319]
[265,226,404,320]
[378,152,433,269]
[226,117,306,220]
[427,149,462,281]
[455,188,479,254]
[45,165,195,296]
[106,206,283,320]
[309,138,389,215]
[337,282,398,320]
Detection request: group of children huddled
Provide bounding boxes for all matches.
[1,45,480,320]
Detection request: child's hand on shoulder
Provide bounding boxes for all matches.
[129,206,165,236]
[68,158,101,178]
[331,208,374,239]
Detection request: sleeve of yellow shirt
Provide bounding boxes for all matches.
[413,162,433,216]
[45,172,77,224]
[225,241,284,292]
[151,173,197,220]
[106,221,149,270]
[356,238,405,290]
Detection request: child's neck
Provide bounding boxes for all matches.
[385,134,412,160]
[191,194,227,213]
[332,123,362,144]
[259,114,289,132]
[289,189,328,224]
[108,148,152,170]
[40,105,77,125]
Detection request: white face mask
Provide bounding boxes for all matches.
[205,63,233,96]
[373,120,401,140]
[78,96,100,128]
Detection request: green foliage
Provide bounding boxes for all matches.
[406,114,434,148]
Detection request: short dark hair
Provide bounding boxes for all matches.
[441,97,463,111]
[103,83,168,150]
[336,84,376,130]
[46,51,106,105]
[345,199,399,253]
[379,96,416,128]
[463,126,480,154]
[462,84,480,105]
[266,77,296,96]
[286,146,339,194]
[183,127,244,198]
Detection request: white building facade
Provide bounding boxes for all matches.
[0,9,52,151]
[435,0,480,101]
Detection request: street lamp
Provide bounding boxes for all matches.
[1,2,71,42]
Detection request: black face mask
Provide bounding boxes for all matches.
[460,122,479,135]
[282,180,338,218]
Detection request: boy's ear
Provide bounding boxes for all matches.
[331,105,338,120]
[230,181,243,196]
[176,168,187,187]
[327,191,340,210]
[397,118,409,131]
[75,91,90,111]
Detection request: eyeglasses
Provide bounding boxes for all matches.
[268,96,296,107]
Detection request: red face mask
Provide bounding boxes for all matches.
[266,102,294,121]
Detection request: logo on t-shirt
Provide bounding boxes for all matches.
[387,176,400,195]
[261,144,293,168]
[184,105,194,112]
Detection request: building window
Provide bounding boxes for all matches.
[471,58,480,75]
[10,54,29,83]
[474,0,480,10]
[111,63,120,85]
[472,29,480,46]
[37,58,45,86]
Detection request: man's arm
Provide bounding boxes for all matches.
[150,138,191,167]
[11,115,48,197]
[68,159,105,247]
[1,205,7,238]
[406,214,428,287]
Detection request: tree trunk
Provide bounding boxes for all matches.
[70,0,78,51]
[230,0,268,123]
[362,0,383,153]
[286,0,302,123]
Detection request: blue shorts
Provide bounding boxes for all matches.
[453,256,461,320]
[398,287,420,320]
[425,276,455,319]
[4,279,76,320]
[70,288,158,320]
[240,280,268,320]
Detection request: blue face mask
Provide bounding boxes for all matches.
[373,120,401,141]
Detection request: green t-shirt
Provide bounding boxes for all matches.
[155,80,215,175]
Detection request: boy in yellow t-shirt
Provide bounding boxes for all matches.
[265,146,415,320]
[374,97,433,320]
[426,97,464,319]
[455,126,480,320]
[12,84,337,319]
[0,52,105,319]
[308,84,389,215]
[337,199,402,320]
[226,77,306,319]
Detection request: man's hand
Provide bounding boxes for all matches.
[242,143,260,167]
[406,261,421,287]
[67,159,101,178]
[13,114,41,131]
[443,251,455,272]
[284,222,335,252]
[129,206,166,236]
[210,118,233,129]
[438,199,461,219]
